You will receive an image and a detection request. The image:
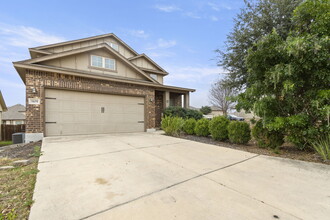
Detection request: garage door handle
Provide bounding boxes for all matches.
[45,122,57,124]
[138,121,144,123]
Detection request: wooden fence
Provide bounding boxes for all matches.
[1,124,26,141]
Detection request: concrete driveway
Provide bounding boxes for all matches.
[30,132,330,220]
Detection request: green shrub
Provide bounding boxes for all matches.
[228,121,251,144]
[164,106,186,118]
[164,106,203,120]
[311,134,330,161]
[185,109,203,120]
[209,116,230,141]
[200,106,212,115]
[194,119,210,137]
[183,118,196,135]
[252,120,284,149]
[161,116,184,136]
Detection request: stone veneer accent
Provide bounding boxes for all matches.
[170,93,182,107]
[25,70,156,135]
[155,91,164,128]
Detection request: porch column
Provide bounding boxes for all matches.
[164,91,170,109]
[184,92,190,108]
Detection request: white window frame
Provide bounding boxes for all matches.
[107,42,119,51]
[150,74,158,81]
[91,55,116,71]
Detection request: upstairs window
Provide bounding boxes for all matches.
[91,55,116,71]
[107,42,119,51]
[150,74,158,80]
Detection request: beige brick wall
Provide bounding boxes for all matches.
[25,70,156,134]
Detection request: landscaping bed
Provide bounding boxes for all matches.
[0,141,42,219]
[180,134,329,165]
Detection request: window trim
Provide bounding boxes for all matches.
[107,42,119,51]
[90,55,116,71]
[150,73,158,81]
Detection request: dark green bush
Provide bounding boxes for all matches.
[252,120,284,149]
[164,106,203,120]
[200,106,212,115]
[209,116,230,141]
[186,109,203,120]
[228,121,251,144]
[194,118,210,137]
[183,118,197,135]
[161,116,184,136]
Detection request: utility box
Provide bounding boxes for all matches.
[12,133,25,144]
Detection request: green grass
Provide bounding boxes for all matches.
[0,144,41,219]
[0,160,39,219]
[0,141,13,147]
[311,134,330,161]
[30,146,42,157]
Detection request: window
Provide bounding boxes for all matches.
[91,55,103,68]
[107,42,119,51]
[150,74,158,80]
[91,55,116,70]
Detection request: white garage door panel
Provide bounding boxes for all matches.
[45,89,145,136]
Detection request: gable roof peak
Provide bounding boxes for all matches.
[30,33,139,56]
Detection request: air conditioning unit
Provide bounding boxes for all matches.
[12,133,25,144]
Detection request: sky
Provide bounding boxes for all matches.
[0,0,244,108]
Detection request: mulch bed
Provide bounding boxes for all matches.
[0,141,42,160]
[179,134,330,165]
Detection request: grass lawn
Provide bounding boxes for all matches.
[0,144,41,219]
[0,141,13,147]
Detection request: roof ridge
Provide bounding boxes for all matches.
[30,33,139,56]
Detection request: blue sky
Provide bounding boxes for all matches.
[0,0,244,107]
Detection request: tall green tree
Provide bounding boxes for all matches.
[237,0,330,149]
[217,0,302,89]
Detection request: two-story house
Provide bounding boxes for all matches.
[2,104,26,125]
[13,33,194,142]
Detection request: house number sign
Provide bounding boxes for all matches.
[28,98,41,105]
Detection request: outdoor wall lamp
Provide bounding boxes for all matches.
[31,87,37,93]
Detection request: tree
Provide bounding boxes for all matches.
[200,106,212,115]
[237,0,330,149]
[209,80,237,116]
[217,0,303,90]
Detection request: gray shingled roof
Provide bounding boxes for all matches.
[2,104,25,120]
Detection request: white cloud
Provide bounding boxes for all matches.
[207,2,232,11]
[148,51,176,58]
[0,23,65,48]
[157,38,177,48]
[147,38,177,50]
[128,29,149,38]
[183,12,201,19]
[162,65,227,107]
[154,5,180,12]
[210,15,219,21]
[165,66,226,83]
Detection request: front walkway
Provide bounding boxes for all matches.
[30,132,330,219]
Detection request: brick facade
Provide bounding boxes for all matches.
[25,70,156,134]
[155,91,164,128]
[170,93,182,107]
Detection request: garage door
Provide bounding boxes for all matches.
[45,89,145,136]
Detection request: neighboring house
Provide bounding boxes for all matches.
[14,33,195,142]
[209,106,224,116]
[189,106,200,111]
[2,104,26,125]
[233,110,258,121]
[0,91,8,140]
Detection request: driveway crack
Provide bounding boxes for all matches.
[79,154,259,220]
